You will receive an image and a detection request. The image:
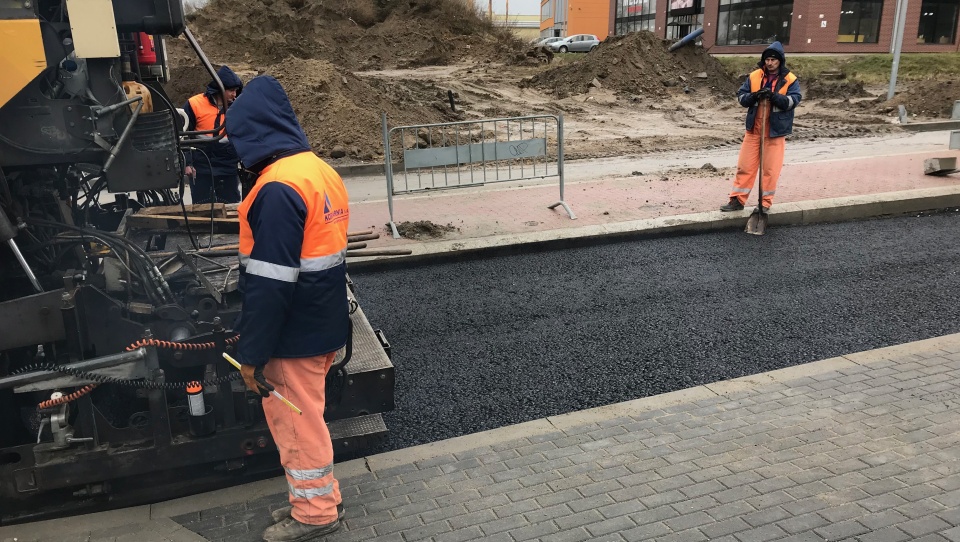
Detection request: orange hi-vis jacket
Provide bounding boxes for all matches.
[187,93,223,133]
[737,43,801,139]
[235,151,351,366]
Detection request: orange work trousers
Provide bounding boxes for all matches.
[263,352,341,526]
[728,103,786,209]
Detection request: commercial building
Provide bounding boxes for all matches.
[541,0,960,53]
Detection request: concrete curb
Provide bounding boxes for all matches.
[348,185,960,270]
[901,120,960,132]
[334,162,401,178]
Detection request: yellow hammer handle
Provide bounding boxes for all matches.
[222,352,302,415]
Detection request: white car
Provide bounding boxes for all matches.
[547,34,601,53]
[532,37,564,48]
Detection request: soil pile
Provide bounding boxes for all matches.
[521,32,739,99]
[163,56,459,160]
[803,77,871,100]
[875,79,960,119]
[186,0,523,71]
[393,220,459,239]
[266,58,459,159]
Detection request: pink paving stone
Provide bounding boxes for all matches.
[348,151,960,250]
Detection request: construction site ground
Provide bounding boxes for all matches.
[163,2,959,168]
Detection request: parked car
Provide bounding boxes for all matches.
[547,34,600,53]
[532,37,564,48]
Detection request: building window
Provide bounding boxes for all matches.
[615,0,657,35]
[918,0,959,44]
[667,0,703,40]
[717,0,792,46]
[541,0,553,22]
[838,0,882,43]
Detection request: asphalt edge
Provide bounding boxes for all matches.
[347,185,960,272]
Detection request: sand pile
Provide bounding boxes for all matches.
[521,32,739,99]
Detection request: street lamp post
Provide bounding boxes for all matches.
[888,0,909,100]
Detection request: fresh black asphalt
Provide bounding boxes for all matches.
[351,211,960,453]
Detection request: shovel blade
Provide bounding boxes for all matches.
[744,210,768,235]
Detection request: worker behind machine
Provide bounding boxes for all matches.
[183,65,243,204]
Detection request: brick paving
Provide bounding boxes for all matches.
[160,336,960,542]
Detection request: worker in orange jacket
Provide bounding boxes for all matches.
[226,75,350,542]
[720,41,801,214]
[183,65,243,204]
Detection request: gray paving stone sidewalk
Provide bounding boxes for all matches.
[6,335,960,542]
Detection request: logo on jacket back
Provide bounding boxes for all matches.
[324,192,347,224]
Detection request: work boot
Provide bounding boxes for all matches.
[759,205,770,214]
[271,504,345,524]
[262,516,340,542]
[719,198,744,212]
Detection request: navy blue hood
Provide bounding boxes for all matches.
[758,41,786,67]
[225,75,311,169]
[205,65,243,96]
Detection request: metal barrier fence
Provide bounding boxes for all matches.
[381,113,576,239]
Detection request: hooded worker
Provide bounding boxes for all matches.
[182,65,244,204]
[226,75,350,542]
[720,41,802,213]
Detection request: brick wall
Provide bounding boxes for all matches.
[666,0,960,54]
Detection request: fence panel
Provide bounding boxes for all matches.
[382,113,575,239]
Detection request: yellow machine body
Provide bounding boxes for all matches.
[0,18,47,109]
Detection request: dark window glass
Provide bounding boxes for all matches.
[837,0,883,43]
[716,0,792,45]
[918,0,959,44]
[666,0,703,39]
[614,0,657,35]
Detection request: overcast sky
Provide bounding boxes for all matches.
[478,0,539,16]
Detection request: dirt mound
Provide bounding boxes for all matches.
[875,79,960,119]
[803,77,872,100]
[267,58,460,160]
[393,220,458,239]
[521,32,739,99]
[163,55,460,161]
[186,0,522,71]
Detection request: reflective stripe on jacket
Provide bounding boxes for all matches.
[737,68,801,138]
[235,151,351,366]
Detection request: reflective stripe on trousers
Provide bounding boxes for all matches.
[262,352,341,525]
[728,104,786,209]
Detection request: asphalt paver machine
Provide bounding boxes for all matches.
[0,0,394,525]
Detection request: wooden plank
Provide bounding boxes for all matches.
[138,203,227,218]
[126,213,240,233]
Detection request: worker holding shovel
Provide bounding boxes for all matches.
[720,42,802,234]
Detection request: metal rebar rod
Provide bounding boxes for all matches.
[0,348,148,389]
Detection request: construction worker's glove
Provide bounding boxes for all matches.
[754,88,773,102]
[770,93,790,110]
[240,364,274,398]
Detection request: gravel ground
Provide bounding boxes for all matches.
[351,211,960,453]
